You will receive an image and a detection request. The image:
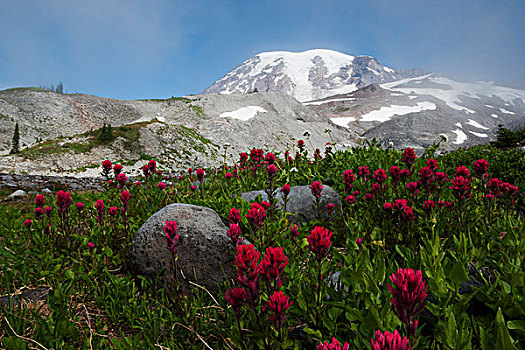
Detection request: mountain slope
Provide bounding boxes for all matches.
[306,74,525,151]
[203,49,424,102]
[0,89,356,175]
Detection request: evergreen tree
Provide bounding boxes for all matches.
[97,123,114,142]
[56,81,64,94]
[10,122,20,154]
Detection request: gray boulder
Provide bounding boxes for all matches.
[240,185,341,222]
[129,203,236,294]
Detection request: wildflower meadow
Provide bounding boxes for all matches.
[1,139,524,349]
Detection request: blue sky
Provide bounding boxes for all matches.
[1,0,524,99]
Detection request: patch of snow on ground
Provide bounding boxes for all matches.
[451,129,467,144]
[491,114,498,118]
[330,116,356,128]
[390,93,404,96]
[133,116,166,124]
[467,119,489,130]
[499,108,515,115]
[408,96,417,99]
[469,131,488,138]
[455,122,462,128]
[220,106,267,121]
[303,97,356,106]
[486,104,494,108]
[359,102,436,122]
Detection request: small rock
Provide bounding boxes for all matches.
[8,189,27,198]
[129,203,236,294]
[42,188,52,194]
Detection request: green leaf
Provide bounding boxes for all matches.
[448,261,469,286]
[507,320,525,337]
[303,326,322,339]
[65,270,75,280]
[445,311,458,348]
[495,308,517,350]
[362,305,381,332]
[2,336,27,350]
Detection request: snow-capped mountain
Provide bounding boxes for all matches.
[203,49,424,102]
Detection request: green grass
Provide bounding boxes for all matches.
[0,87,51,94]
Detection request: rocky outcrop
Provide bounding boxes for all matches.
[240,184,342,222]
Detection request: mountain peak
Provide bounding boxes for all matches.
[203,49,421,102]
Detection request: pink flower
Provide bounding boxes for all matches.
[450,176,471,201]
[190,185,197,191]
[345,195,356,205]
[371,183,382,194]
[142,164,150,178]
[196,168,205,182]
[435,172,448,186]
[383,202,393,211]
[406,181,420,196]
[88,241,95,254]
[488,178,502,194]
[373,168,388,183]
[113,163,123,176]
[265,152,276,164]
[260,247,288,287]
[401,148,416,168]
[101,160,112,177]
[135,181,142,187]
[164,220,179,254]
[224,287,247,318]
[224,172,233,180]
[44,206,52,219]
[35,194,45,208]
[501,182,519,197]
[148,160,157,172]
[423,200,435,214]
[400,169,411,179]
[255,201,268,211]
[371,329,410,350]
[94,199,104,224]
[116,173,128,189]
[455,165,471,178]
[266,164,278,177]
[326,203,335,214]
[34,207,43,220]
[267,291,293,329]
[239,152,249,166]
[389,166,401,184]
[227,223,242,246]
[388,268,427,336]
[56,190,72,213]
[297,139,305,149]
[364,193,375,201]
[120,190,131,208]
[426,158,438,171]
[246,202,266,232]
[108,206,118,217]
[156,181,166,190]
[229,207,242,224]
[356,237,362,248]
[235,244,261,296]
[24,219,32,229]
[309,180,324,199]
[290,224,299,239]
[358,165,370,180]
[281,184,291,197]
[307,226,333,262]
[317,337,350,350]
[76,202,84,212]
[342,169,356,192]
[418,166,435,190]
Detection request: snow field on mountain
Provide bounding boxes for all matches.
[359,102,436,122]
[330,116,356,128]
[467,119,489,130]
[219,106,267,121]
[451,129,468,144]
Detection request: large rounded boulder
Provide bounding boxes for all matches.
[129,203,235,294]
